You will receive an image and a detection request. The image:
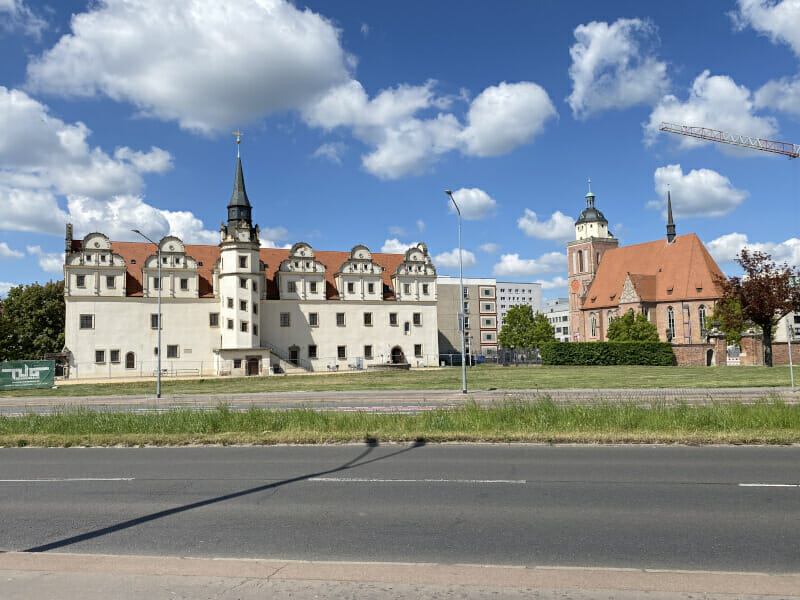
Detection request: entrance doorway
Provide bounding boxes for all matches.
[391,346,405,364]
[246,358,260,376]
[706,349,714,366]
[289,346,299,366]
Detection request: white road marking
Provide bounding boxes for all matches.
[738,483,798,487]
[309,477,526,484]
[0,478,134,482]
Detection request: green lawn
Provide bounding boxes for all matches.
[1,364,796,398]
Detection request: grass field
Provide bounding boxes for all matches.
[1,364,796,398]
[1,400,798,446]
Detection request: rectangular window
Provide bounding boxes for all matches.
[389,312,398,326]
[485,303,491,311]
[337,345,346,359]
[79,314,94,329]
[167,345,179,358]
[404,283,411,295]
[463,288,469,298]
[367,282,375,294]
[180,278,188,290]
[95,350,105,364]
[252,280,257,292]
[422,283,429,295]
[414,344,422,358]
[252,303,258,314]
[240,278,247,289]
[209,313,219,327]
[76,274,86,288]
[363,312,372,326]
[227,297,234,308]
[484,288,491,296]
[287,281,296,293]
[233,359,242,369]
[280,313,290,327]
[253,324,258,336]
[154,347,158,356]
[110,349,120,364]
[336,312,345,326]
[309,312,319,327]
[364,345,373,360]
[464,316,470,329]
[347,282,355,293]
[413,312,422,326]
[463,301,469,312]
[239,255,248,269]
[150,313,160,329]
[310,281,318,293]
[240,300,247,311]
[106,276,115,288]
[308,345,317,359]
[227,319,234,330]
[153,277,160,290]
[240,321,248,333]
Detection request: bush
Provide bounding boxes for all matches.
[540,342,675,366]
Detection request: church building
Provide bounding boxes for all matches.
[567,185,725,343]
[63,150,439,378]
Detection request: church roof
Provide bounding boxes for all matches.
[575,191,608,225]
[582,233,725,309]
[228,157,250,209]
[99,241,406,300]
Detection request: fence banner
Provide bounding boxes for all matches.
[0,360,55,390]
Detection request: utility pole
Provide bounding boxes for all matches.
[446,190,467,394]
[132,229,162,398]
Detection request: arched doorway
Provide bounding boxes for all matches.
[125,352,135,369]
[391,346,405,364]
[706,349,714,366]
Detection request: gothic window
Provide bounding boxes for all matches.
[578,250,584,273]
[667,307,675,340]
[590,314,597,337]
[699,305,707,332]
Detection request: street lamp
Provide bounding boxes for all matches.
[445,190,467,394]
[132,229,161,398]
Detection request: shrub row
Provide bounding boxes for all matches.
[539,342,675,366]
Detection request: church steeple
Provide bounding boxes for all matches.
[666,190,676,243]
[227,156,252,226]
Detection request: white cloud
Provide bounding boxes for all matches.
[0,242,24,259]
[731,0,800,57]
[26,245,63,274]
[478,243,500,254]
[433,248,477,269]
[644,71,778,149]
[0,281,16,296]
[567,18,669,119]
[360,23,369,37]
[416,220,425,233]
[649,164,748,218]
[303,79,555,179]
[26,0,351,135]
[312,142,347,165]
[113,147,173,174]
[492,252,567,277]
[447,188,497,220]
[0,0,46,38]
[259,226,291,248]
[388,226,406,236]
[381,238,412,253]
[707,232,800,266]
[755,75,800,117]
[536,276,569,291]
[517,209,574,242]
[0,187,68,235]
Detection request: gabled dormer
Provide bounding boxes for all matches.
[277,242,326,300]
[335,245,384,301]
[392,243,437,301]
[142,236,200,298]
[64,231,127,297]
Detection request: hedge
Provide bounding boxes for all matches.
[539,341,675,366]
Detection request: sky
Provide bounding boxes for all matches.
[1,0,800,300]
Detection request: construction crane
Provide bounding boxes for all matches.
[659,122,800,159]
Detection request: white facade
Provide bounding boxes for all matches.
[775,312,800,343]
[544,297,571,342]
[497,282,543,325]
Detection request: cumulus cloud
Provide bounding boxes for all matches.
[0,281,16,296]
[388,226,406,236]
[478,243,500,254]
[433,248,477,269]
[649,164,748,218]
[731,0,800,56]
[644,71,778,149]
[304,80,555,179]
[0,0,46,38]
[26,0,351,135]
[755,76,800,117]
[567,18,669,119]
[492,252,567,277]
[707,232,800,266]
[381,238,412,253]
[446,188,497,220]
[312,142,347,165]
[26,245,63,274]
[536,276,569,291]
[259,226,291,249]
[0,242,24,260]
[517,209,574,242]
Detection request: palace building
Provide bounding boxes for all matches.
[63,153,439,378]
[567,186,725,343]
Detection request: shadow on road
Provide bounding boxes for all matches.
[24,441,425,553]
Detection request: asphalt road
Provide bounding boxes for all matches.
[1,445,798,572]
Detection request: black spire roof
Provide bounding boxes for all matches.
[227,157,252,225]
[666,190,676,243]
[575,190,607,225]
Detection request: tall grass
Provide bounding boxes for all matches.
[1,400,798,446]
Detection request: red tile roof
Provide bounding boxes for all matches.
[584,233,725,309]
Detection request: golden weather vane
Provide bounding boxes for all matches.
[232,130,243,157]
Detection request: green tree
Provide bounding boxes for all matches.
[498,305,555,348]
[0,281,65,361]
[606,309,659,342]
[710,296,745,346]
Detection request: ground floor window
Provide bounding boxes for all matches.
[414,344,422,357]
[233,359,242,369]
[364,345,373,360]
[95,350,105,364]
[166,345,179,358]
[110,349,120,364]
[337,345,346,359]
[309,345,317,359]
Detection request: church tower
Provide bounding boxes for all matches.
[567,182,618,341]
[218,138,264,352]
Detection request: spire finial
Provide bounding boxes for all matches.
[587,178,591,193]
[232,130,243,158]
[666,186,676,243]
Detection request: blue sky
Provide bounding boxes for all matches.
[1,0,800,299]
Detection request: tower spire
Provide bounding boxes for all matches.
[666,188,676,243]
[585,178,595,208]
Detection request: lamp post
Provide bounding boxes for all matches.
[445,190,467,394]
[132,229,161,398]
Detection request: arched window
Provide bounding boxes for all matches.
[698,305,707,332]
[125,352,135,369]
[667,307,675,340]
[578,250,584,273]
[608,310,614,322]
[590,314,597,337]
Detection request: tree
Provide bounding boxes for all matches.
[498,305,555,348]
[606,309,660,342]
[0,281,65,361]
[710,296,745,346]
[716,249,800,367]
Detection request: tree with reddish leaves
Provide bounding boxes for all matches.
[717,249,800,367]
